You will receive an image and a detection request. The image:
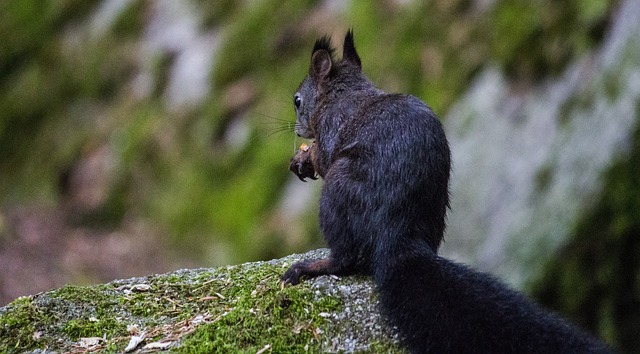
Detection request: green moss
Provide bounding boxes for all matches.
[0,296,42,353]
[170,262,344,352]
[64,317,126,341]
[0,250,405,352]
[177,278,341,353]
[1,253,391,352]
[368,340,405,353]
[48,285,129,343]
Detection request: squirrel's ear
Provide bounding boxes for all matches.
[310,49,332,83]
[342,30,361,68]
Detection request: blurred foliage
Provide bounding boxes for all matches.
[0,0,619,257]
[531,122,640,354]
[0,0,618,261]
[491,0,613,80]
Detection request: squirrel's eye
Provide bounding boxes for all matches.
[294,94,302,110]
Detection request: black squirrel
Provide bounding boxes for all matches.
[282,30,611,354]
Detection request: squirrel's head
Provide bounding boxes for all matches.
[293,30,362,139]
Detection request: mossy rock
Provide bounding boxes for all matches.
[0,249,401,353]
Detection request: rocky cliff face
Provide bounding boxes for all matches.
[441,2,640,350]
[443,0,640,286]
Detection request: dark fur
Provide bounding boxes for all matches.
[283,30,611,354]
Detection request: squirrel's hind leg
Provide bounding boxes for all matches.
[282,257,354,285]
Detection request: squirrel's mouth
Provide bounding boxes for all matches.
[295,127,314,140]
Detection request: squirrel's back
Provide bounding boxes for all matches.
[334,93,450,251]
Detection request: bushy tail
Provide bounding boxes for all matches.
[373,244,611,354]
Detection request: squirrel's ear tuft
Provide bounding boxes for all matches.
[312,35,335,58]
[342,30,361,68]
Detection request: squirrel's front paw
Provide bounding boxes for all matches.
[290,158,317,182]
[289,145,317,182]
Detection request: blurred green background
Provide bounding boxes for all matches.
[1,0,638,352]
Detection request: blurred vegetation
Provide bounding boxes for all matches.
[0,0,615,261]
[1,0,636,350]
[531,123,640,354]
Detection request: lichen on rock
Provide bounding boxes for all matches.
[0,249,401,353]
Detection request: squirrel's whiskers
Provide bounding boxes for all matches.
[255,112,296,137]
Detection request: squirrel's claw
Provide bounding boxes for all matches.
[292,163,316,182]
